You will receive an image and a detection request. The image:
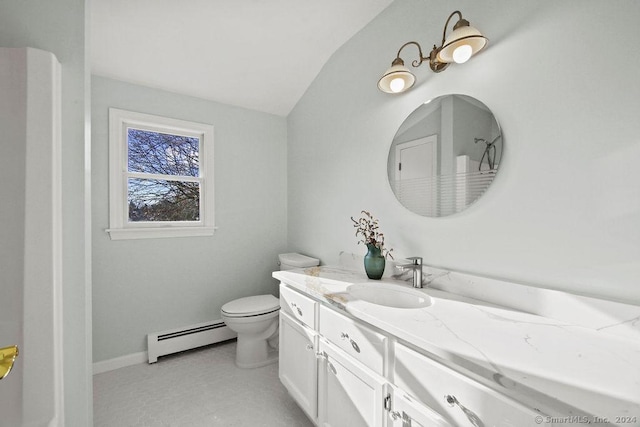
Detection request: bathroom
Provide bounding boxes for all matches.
[1,0,639,425]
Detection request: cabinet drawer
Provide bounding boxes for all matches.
[394,343,550,427]
[319,305,387,375]
[280,284,317,329]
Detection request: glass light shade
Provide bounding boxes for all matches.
[437,24,487,64]
[378,63,416,94]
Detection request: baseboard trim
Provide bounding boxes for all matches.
[93,351,147,375]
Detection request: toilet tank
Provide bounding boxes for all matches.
[278,253,320,270]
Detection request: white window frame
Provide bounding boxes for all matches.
[106,108,215,240]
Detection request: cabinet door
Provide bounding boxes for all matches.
[388,385,451,427]
[317,339,385,427]
[279,312,318,422]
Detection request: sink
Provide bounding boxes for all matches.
[347,283,432,309]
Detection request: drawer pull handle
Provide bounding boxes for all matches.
[444,395,484,427]
[445,394,458,407]
[350,339,361,353]
[327,361,337,375]
[305,344,313,351]
[316,351,337,375]
[390,411,412,426]
[290,302,303,317]
[339,332,361,353]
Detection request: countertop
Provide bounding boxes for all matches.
[273,266,640,426]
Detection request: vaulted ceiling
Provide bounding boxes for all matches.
[91,0,394,116]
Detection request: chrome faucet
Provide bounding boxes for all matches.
[397,257,423,288]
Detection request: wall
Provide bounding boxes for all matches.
[92,77,288,362]
[287,0,640,304]
[0,1,92,425]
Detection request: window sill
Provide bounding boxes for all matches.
[106,226,217,240]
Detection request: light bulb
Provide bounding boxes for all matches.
[389,77,406,93]
[389,77,404,93]
[452,44,473,64]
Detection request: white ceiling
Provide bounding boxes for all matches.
[91,0,394,117]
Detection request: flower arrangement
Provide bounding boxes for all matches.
[350,210,394,259]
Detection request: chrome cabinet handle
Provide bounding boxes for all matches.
[445,394,458,407]
[290,302,302,317]
[445,394,484,427]
[327,360,337,375]
[340,332,361,353]
[315,351,337,375]
[390,410,412,427]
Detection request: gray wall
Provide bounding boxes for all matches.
[0,1,92,425]
[91,76,288,362]
[288,0,640,304]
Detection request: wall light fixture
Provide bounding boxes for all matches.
[377,11,487,94]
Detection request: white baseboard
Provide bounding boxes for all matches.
[93,351,147,375]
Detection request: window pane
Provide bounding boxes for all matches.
[127,128,199,177]
[128,178,200,222]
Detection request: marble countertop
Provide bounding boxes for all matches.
[273,266,640,426]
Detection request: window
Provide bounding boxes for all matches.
[107,108,215,240]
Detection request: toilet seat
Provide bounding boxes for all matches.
[221,294,279,318]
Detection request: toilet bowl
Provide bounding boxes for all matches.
[221,295,280,368]
[221,253,320,368]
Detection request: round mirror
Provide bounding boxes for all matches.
[387,94,502,217]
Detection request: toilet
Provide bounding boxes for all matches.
[221,252,320,368]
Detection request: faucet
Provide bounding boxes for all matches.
[397,257,423,288]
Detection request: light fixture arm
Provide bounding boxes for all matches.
[394,40,449,73]
[440,11,463,45]
[394,41,429,68]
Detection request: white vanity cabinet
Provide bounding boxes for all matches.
[278,282,551,427]
[317,339,386,427]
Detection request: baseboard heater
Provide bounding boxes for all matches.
[147,319,237,363]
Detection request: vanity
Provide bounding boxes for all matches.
[274,264,640,427]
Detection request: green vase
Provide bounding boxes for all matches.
[364,244,385,280]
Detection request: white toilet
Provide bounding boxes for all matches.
[221,253,320,368]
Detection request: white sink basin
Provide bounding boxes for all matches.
[347,283,432,309]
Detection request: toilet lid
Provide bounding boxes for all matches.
[221,294,280,317]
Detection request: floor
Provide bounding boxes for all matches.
[93,340,314,427]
